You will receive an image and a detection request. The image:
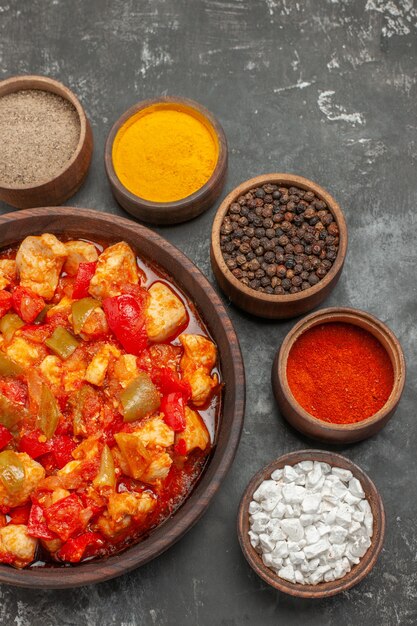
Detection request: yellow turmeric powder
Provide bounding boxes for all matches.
[112,103,219,203]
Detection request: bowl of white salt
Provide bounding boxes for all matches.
[237,450,385,598]
[0,74,93,209]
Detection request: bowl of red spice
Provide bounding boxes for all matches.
[272,307,406,443]
[0,75,93,209]
[211,174,347,319]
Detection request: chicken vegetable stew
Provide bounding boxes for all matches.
[0,235,221,567]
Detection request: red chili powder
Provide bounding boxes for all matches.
[286,322,394,424]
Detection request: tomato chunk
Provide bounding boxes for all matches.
[103,293,148,355]
[8,503,31,525]
[44,493,85,542]
[50,434,77,469]
[0,425,12,450]
[72,262,97,299]
[19,431,50,459]
[27,503,56,540]
[161,393,186,432]
[12,286,45,323]
[151,367,191,400]
[58,531,104,563]
[0,291,13,319]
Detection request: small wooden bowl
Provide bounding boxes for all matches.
[272,307,406,443]
[0,75,93,209]
[238,449,386,598]
[210,173,347,319]
[104,96,228,225]
[0,207,244,588]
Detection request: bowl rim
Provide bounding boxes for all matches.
[104,95,228,214]
[237,449,386,598]
[0,74,89,191]
[0,206,245,588]
[211,173,348,305]
[275,306,406,435]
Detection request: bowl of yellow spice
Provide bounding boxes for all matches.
[105,96,228,225]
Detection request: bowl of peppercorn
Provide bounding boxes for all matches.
[272,307,406,443]
[210,174,347,319]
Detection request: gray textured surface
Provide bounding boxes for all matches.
[0,0,417,624]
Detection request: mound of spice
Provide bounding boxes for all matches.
[0,89,80,186]
[287,322,394,424]
[249,461,374,585]
[112,104,219,202]
[220,183,339,295]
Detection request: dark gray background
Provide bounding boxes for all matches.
[0,0,416,624]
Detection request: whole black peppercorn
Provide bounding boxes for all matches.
[220,183,339,296]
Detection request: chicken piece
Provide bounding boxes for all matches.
[88,242,139,300]
[41,537,62,555]
[46,295,73,320]
[72,437,101,461]
[134,416,175,449]
[176,407,209,454]
[0,259,17,290]
[62,351,87,392]
[145,282,187,343]
[179,334,218,406]
[84,344,121,386]
[6,337,46,368]
[79,306,108,340]
[15,234,67,300]
[97,491,156,539]
[112,354,139,389]
[40,355,63,388]
[0,453,45,508]
[140,452,173,484]
[0,525,37,568]
[63,241,98,276]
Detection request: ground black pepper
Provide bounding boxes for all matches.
[219,183,340,295]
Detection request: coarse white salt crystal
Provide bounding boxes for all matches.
[278,564,295,582]
[349,477,365,498]
[248,462,373,586]
[271,468,283,481]
[332,467,353,481]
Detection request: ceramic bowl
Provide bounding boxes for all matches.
[104,96,228,225]
[238,449,385,598]
[210,173,347,319]
[0,207,244,588]
[272,307,406,443]
[0,75,93,209]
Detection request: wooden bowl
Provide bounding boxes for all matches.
[0,207,245,588]
[104,96,228,225]
[210,173,348,319]
[0,75,93,209]
[238,449,386,598]
[272,307,406,444]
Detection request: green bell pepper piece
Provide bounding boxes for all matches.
[0,450,25,494]
[0,353,24,377]
[0,313,25,342]
[38,384,60,440]
[93,444,116,489]
[0,392,27,429]
[120,372,161,422]
[45,326,80,360]
[71,298,100,335]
